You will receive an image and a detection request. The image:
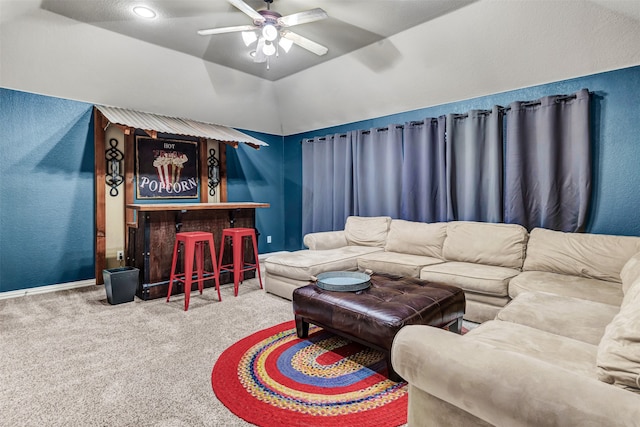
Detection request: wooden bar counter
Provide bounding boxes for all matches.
[126,202,269,300]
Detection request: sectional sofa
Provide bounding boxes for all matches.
[266,216,640,323]
[265,215,640,425]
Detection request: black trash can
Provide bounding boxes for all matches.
[103,267,140,305]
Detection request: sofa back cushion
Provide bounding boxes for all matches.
[442,221,528,269]
[344,216,391,247]
[621,252,640,294]
[596,277,640,392]
[385,220,447,258]
[524,228,640,283]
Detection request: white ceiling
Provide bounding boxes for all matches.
[1,0,640,135]
[37,0,477,81]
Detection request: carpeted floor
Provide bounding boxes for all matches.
[0,271,292,426]
[1,267,477,426]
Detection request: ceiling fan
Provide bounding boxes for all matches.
[197,0,328,64]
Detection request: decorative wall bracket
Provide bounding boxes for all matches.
[208,148,220,196]
[105,138,124,196]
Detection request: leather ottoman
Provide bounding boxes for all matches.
[292,273,465,381]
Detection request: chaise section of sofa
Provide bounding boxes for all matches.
[419,221,529,323]
[264,216,391,299]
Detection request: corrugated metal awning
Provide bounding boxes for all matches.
[95,105,267,149]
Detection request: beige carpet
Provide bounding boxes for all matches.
[1,270,475,426]
[0,273,292,426]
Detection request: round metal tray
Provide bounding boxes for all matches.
[313,271,371,292]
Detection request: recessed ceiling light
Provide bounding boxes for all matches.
[133,6,156,19]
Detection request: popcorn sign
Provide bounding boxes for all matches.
[136,137,199,199]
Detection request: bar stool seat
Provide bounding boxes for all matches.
[218,228,263,296]
[167,231,221,311]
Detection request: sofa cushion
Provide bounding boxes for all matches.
[497,292,619,345]
[620,252,640,294]
[442,221,528,269]
[596,278,640,392]
[303,230,347,250]
[384,220,447,258]
[344,216,391,247]
[464,299,509,324]
[264,246,383,280]
[357,251,443,278]
[523,228,640,283]
[420,262,520,297]
[466,320,598,378]
[509,271,624,306]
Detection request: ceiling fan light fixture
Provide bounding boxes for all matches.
[262,24,278,42]
[262,41,276,56]
[278,37,293,53]
[241,31,258,46]
[132,6,156,19]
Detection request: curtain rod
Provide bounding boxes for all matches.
[302,91,591,143]
[305,119,441,141]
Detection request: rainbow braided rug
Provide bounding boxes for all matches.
[211,320,408,426]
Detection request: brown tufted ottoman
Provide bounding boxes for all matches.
[292,273,465,381]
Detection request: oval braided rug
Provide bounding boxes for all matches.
[211,320,408,427]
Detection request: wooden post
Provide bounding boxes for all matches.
[94,108,107,285]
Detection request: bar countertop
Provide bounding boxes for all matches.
[126,202,269,212]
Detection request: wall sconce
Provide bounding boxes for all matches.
[208,148,220,196]
[105,138,124,196]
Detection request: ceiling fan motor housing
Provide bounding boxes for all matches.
[256,9,282,28]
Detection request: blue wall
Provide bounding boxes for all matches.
[283,65,640,250]
[0,89,95,292]
[0,89,287,293]
[2,64,640,292]
[226,130,286,253]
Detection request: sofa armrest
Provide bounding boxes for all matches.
[391,325,640,426]
[303,230,348,250]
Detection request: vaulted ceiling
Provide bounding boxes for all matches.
[1,0,639,135]
[38,0,476,81]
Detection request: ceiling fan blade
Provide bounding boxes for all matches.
[253,37,267,63]
[278,8,328,27]
[282,31,328,56]
[197,24,257,36]
[228,0,264,22]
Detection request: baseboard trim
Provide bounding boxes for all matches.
[0,279,97,300]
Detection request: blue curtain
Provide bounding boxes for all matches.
[353,126,404,218]
[401,117,447,222]
[301,134,354,235]
[504,89,591,231]
[446,106,504,222]
[301,91,591,235]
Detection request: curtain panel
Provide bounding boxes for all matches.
[353,126,404,218]
[445,106,504,223]
[401,117,447,222]
[301,134,354,236]
[504,89,591,232]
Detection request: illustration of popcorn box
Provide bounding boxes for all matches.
[153,153,188,189]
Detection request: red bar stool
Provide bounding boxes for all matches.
[167,231,221,311]
[218,227,263,296]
